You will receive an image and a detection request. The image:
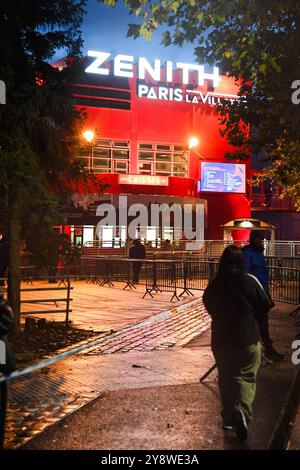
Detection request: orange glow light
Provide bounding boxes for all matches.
[83,130,95,143]
[188,136,200,149]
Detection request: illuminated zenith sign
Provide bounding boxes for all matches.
[85,50,220,87]
[85,50,242,106]
[119,175,169,186]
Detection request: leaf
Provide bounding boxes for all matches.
[127,23,141,38]
[162,30,171,46]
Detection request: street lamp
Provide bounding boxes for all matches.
[188,136,205,160]
[82,129,96,170]
[83,129,95,143]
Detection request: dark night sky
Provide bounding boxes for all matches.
[73,0,196,63]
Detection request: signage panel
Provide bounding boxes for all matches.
[119,175,169,186]
[199,162,246,193]
[84,51,243,107]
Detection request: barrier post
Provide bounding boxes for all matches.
[65,278,71,326]
[179,260,194,297]
[208,259,215,281]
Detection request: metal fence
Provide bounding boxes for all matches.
[82,239,300,258]
[0,276,73,325]
[66,257,299,306]
[269,266,300,305]
[266,257,300,270]
[15,256,300,306]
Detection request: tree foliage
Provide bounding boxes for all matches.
[101,0,300,208]
[0,1,104,320]
[0,1,87,200]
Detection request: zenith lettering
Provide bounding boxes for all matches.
[85,50,220,87]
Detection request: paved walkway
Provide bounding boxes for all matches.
[287,320,300,450]
[20,280,197,331]
[3,301,299,450]
[288,407,300,450]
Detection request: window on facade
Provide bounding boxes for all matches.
[114,161,128,174]
[76,139,130,174]
[139,162,153,174]
[138,143,188,177]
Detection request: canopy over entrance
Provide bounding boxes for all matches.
[222,217,276,242]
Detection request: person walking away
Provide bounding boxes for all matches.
[203,245,271,442]
[242,231,285,362]
[129,239,146,283]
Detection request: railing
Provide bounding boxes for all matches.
[269,266,300,305]
[266,257,300,270]
[83,240,127,256]
[143,260,179,301]
[0,276,73,325]
[63,257,299,306]
[81,239,300,258]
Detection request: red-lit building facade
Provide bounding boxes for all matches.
[61,53,253,246]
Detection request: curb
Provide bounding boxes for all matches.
[267,362,300,450]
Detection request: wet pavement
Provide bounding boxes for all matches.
[20,280,198,332]
[4,298,210,448]
[288,408,300,450]
[2,301,299,450]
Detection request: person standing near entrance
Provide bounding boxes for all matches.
[203,245,271,442]
[242,231,285,362]
[129,239,146,283]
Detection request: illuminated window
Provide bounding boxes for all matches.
[76,139,130,174]
[138,142,188,177]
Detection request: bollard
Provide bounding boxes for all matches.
[25,317,36,334]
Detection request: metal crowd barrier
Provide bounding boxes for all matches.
[266,256,300,270]
[269,266,300,305]
[92,258,136,289]
[78,257,299,305]
[14,258,300,306]
[142,259,299,305]
[0,276,73,326]
[143,260,179,301]
[35,257,298,305]
[141,259,219,302]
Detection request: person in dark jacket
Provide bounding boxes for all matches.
[129,239,146,283]
[243,231,285,362]
[203,245,271,442]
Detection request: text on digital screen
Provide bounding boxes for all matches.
[199,162,246,193]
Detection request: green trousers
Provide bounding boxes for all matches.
[213,342,261,423]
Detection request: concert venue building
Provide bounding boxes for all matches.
[56,51,298,248]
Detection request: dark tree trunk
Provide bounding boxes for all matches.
[7,211,21,329]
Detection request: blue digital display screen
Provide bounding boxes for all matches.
[199,162,246,193]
